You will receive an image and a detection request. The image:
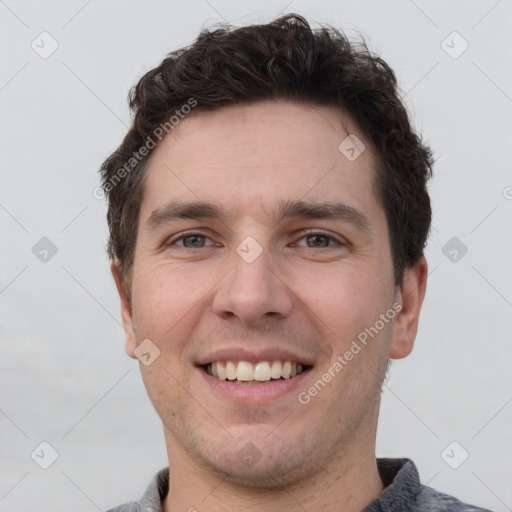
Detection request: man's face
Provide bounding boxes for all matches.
[115,99,422,487]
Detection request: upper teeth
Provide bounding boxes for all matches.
[207,361,304,381]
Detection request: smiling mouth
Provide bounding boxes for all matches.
[203,360,312,385]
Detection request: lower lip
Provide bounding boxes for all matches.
[198,367,312,403]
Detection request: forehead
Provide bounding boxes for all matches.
[139,99,383,229]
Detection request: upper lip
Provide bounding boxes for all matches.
[195,347,316,366]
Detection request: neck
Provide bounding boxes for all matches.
[162,430,385,512]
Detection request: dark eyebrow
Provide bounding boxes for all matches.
[145,199,371,234]
[273,199,371,234]
[145,201,229,232]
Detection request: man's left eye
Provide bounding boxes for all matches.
[295,232,341,248]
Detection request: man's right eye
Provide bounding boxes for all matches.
[166,231,214,249]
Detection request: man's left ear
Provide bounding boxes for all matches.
[390,256,428,359]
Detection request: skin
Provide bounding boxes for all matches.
[112,99,428,512]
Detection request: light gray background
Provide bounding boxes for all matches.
[1,0,511,511]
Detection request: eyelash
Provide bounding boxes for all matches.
[166,229,344,249]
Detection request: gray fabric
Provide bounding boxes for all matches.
[105,458,493,511]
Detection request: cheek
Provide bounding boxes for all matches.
[293,265,386,351]
[131,264,204,345]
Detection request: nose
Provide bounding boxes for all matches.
[212,242,294,328]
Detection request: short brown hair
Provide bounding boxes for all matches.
[100,13,433,299]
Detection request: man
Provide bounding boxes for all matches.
[101,14,491,512]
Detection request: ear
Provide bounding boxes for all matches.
[111,259,137,359]
[389,256,428,359]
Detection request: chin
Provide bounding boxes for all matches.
[202,451,312,489]
[168,421,315,489]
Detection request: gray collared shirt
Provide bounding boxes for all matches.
[106,458,493,511]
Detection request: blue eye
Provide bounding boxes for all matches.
[180,234,207,248]
[295,231,342,248]
[167,231,213,248]
[303,233,332,248]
